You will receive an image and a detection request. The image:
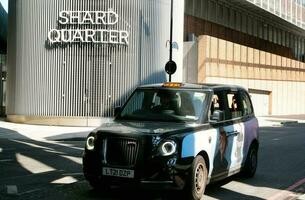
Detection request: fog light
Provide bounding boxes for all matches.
[167,158,177,167]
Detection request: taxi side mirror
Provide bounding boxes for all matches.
[210,110,224,123]
[114,106,122,117]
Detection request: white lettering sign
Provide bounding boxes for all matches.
[48,10,129,45]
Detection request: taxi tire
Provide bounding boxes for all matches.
[242,144,258,178]
[185,155,208,200]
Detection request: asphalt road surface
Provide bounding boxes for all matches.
[0,123,304,200]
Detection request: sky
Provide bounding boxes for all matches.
[0,0,8,12]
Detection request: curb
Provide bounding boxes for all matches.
[280,121,299,126]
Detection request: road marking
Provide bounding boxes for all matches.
[16,153,56,174]
[6,185,18,194]
[44,149,65,154]
[61,155,82,165]
[267,178,305,200]
[43,140,83,151]
[11,139,54,151]
[51,176,78,184]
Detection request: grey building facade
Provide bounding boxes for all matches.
[6,0,305,125]
[0,2,7,54]
[6,0,184,126]
[0,3,7,116]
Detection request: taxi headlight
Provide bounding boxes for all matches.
[86,136,95,151]
[160,140,177,156]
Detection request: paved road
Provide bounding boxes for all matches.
[0,123,304,200]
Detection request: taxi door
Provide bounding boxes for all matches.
[210,90,244,179]
[224,91,245,171]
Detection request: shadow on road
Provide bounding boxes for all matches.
[0,124,304,199]
[0,127,87,199]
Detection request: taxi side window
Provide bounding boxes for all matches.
[210,92,226,121]
[227,92,243,119]
[122,91,145,114]
[225,91,254,119]
[240,92,254,116]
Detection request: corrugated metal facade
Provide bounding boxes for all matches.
[0,2,7,53]
[7,0,184,125]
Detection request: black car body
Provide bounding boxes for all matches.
[83,83,259,200]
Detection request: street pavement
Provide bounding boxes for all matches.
[0,117,304,200]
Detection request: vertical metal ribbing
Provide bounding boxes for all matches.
[7,0,181,120]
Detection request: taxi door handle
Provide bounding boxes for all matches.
[227,130,240,137]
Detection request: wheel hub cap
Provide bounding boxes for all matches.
[195,163,205,193]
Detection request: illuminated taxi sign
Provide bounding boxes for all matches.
[162,82,183,88]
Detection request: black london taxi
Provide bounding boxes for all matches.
[83,82,259,200]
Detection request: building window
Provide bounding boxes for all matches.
[268,25,273,42]
[269,0,275,12]
[301,0,305,29]
[229,9,235,29]
[292,0,297,23]
[247,16,253,34]
[255,0,262,7]
[287,0,292,21]
[202,0,208,19]
[275,0,281,15]
[282,31,286,46]
[263,24,268,40]
[235,11,242,31]
[258,21,263,38]
[282,0,288,19]
[296,0,301,24]
[195,0,202,18]
[262,0,268,9]
[208,1,217,23]
[223,6,229,27]
[277,30,282,45]
[253,20,258,37]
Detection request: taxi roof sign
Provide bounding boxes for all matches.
[162,82,183,88]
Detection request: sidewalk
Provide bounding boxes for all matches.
[258,115,305,127]
[0,120,95,141]
[0,115,304,141]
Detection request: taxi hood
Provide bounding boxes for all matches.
[93,120,204,136]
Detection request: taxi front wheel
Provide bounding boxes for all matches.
[185,155,208,200]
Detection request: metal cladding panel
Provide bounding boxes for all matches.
[0,3,7,53]
[7,0,184,118]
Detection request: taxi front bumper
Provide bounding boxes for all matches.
[83,150,193,190]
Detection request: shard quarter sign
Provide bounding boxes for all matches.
[47,10,130,45]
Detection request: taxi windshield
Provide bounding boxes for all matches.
[117,88,208,123]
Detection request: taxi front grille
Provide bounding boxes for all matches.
[105,138,139,167]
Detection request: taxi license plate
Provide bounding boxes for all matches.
[102,167,134,178]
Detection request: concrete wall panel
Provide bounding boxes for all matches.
[197,35,305,115]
